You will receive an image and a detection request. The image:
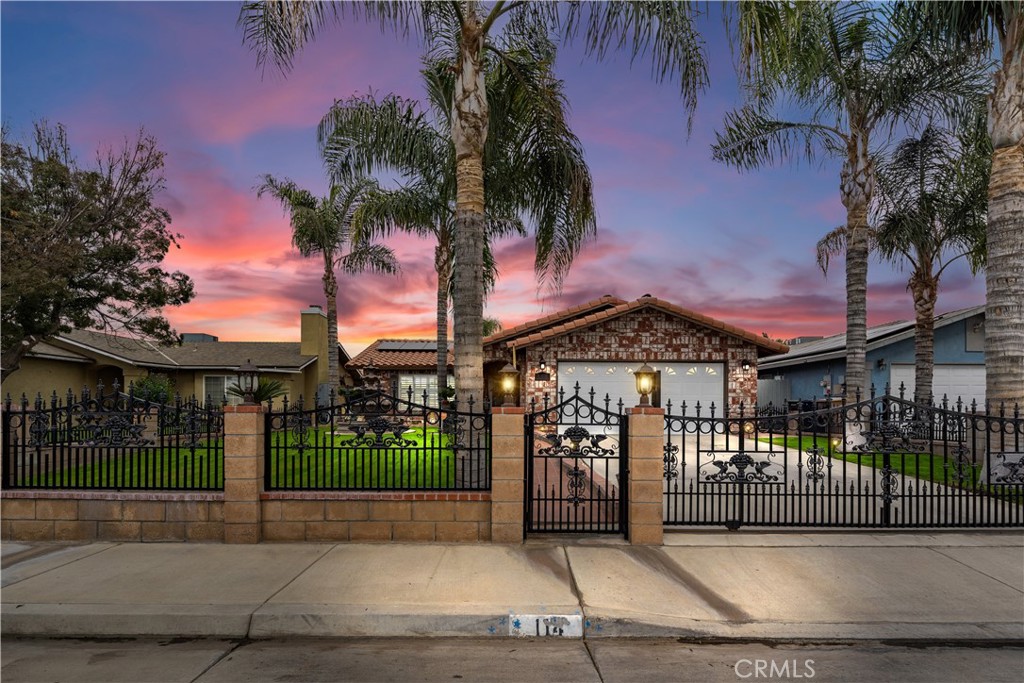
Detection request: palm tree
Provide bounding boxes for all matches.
[257,176,399,393]
[239,0,708,405]
[320,41,593,400]
[713,1,987,400]
[904,1,1023,407]
[817,119,990,402]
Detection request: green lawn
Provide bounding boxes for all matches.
[266,426,458,489]
[20,443,223,489]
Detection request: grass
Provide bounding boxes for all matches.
[19,443,223,489]
[267,426,458,489]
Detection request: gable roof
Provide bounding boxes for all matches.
[489,295,789,356]
[483,294,626,346]
[51,330,319,372]
[759,305,985,370]
[347,339,454,371]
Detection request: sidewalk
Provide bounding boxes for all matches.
[2,532,1022,641]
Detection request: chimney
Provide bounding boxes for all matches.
[301,305,327,357]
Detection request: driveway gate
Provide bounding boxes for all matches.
[525,386,627,535]
[663,393,1023,529]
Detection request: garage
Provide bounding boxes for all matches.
[558,361,725,414]
[889,364,985,406]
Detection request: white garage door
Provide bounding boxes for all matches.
[889,364,985,406]
[558,361,724,415]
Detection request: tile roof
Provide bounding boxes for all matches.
[496,295,790,356]
[483,294,626,346]
[347,339,454,370]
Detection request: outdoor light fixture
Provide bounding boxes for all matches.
[534,359,551,382]
[635,361,656,406]
[498,362,519,406]
[876,358,886,370]
[236,359,259,405]
[741,359,752,372]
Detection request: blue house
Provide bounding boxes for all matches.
[757,305,985,406]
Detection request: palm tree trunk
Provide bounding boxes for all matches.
[911,272,938,403]
[984,24,1024,409]
[435,242,451,403]
[840,136,873,401]
[323,263,340,394]
[451,7,488,408]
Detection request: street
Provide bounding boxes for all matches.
[2,637,1022,683]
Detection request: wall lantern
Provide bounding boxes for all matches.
[534,359,551,382]
[635,361,656,406]
[741,359,752,372]
[236,359,260,405]
[876,358,887,370]
[498,363,519,406]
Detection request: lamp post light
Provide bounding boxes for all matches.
[237,359,259,405]
[634,361,656,407]
[498,363,519,407]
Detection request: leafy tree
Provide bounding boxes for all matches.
[904,0,1023,406]
[713,1,987,399]
[817,117,990,401]
[239,0,708,405]
[1,122,195,381]
[132,373,177,404]
[257,176,399,392]
[321,39,593,395]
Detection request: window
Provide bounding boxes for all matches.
[398,373,453,406]
[203,375,241,406]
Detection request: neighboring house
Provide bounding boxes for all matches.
[347,340,454,405]
[2,306,352,405]
[485,294,787,411]
[757,305,985,406]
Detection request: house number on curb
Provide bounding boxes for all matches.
[508,614,583,637]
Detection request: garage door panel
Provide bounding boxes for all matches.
[889,364,985,405]
[557,361,725,415]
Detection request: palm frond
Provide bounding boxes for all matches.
[341,242,400,276]
[712,105,845,170]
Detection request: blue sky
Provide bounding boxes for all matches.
[1,1,985,354]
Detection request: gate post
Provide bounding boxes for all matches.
[626,406,664,545]
[490,406,526,543]
[223,405,264,543]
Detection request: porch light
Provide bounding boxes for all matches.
[635,361,656,406]
[237,359,259,405]
[535,359,551,382]
[741,359,752,372]
[498,363,519,406]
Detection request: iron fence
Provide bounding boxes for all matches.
[526,385,628,534]
[264,389,490,491]
[2,383,224,491]
[663,392,1023,529]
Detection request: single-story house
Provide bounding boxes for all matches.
[757,305,985,406]
[350,294,788,411]
[346,339,453,405]
[3,306,352,405]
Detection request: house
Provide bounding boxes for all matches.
[1,306,352,405]
[346,339,453,405]
[757,305,986,406]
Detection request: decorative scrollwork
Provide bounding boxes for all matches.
[702,452,781,484]
[28,411,50,447]
[879,464,901,503]
[80,414,151,447]
[991,452,1024,485]
[347,416,416,448]
[945,444,974,485]
[566,465,587,505]
[538,425,616,458]
[803,446,826,482]
[663,442,679,480]
[854,422,915,456]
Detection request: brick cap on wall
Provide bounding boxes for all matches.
[491,406,525,414]
[627,406,665,415]
[224,404,264,414]
[261,491,491,501]
[2,490,224,502]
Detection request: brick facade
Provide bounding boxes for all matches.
[486,308,760,411]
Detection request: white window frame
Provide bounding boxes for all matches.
[202,375,242,407]
[398,372,453,406]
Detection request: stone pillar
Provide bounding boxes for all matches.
[490,407,526,543]
[223,405,264,543]
[627,406,664,545]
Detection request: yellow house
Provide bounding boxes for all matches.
[2,306,351,405]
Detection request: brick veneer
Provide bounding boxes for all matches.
[626,407,665,545]
[0,491,224,542]
[486,308,759,410]
[260,491,491,542]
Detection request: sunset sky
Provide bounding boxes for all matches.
[2,2,986,356]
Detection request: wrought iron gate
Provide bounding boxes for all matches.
[663,393,1023,529]
[526,387,627,534]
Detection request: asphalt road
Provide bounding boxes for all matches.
[2,637,1022,683]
